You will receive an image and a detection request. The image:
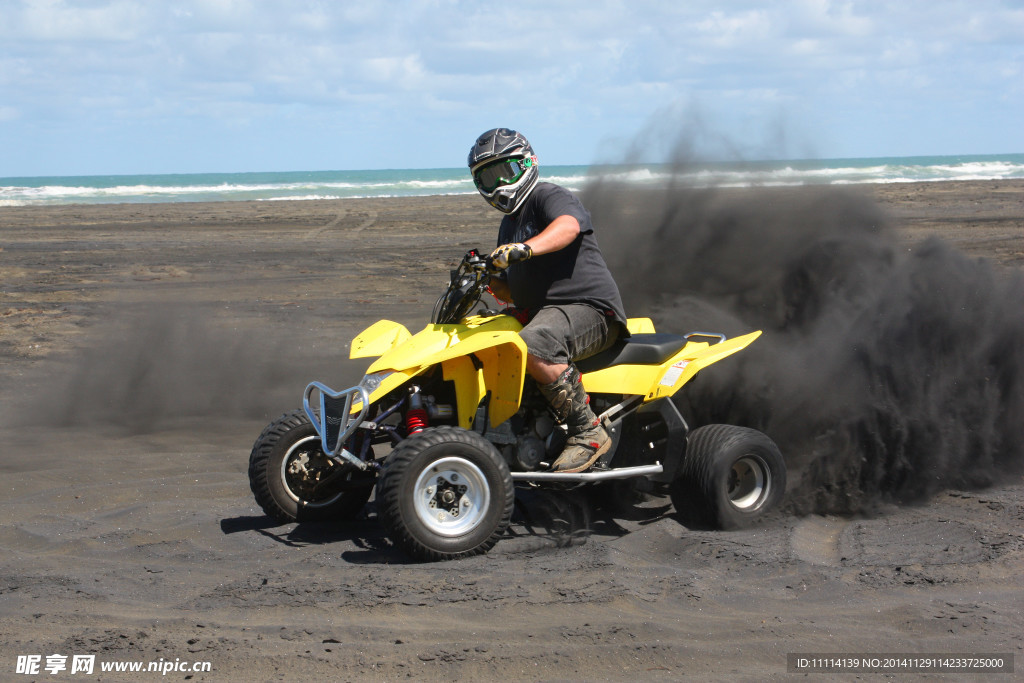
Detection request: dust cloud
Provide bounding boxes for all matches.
[586,176,1024,515]
[7,304,354,434]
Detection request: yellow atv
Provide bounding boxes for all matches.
[248,249,786,561]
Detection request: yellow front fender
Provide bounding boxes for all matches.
[350,320,412,359]
[440,337,526,431]
[360,315,527,431]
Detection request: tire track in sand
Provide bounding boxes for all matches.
[305,207,378,239]
[790,515,849,566]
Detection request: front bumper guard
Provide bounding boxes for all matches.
[303,382,370,470]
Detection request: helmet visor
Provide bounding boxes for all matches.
[473,156,535,193]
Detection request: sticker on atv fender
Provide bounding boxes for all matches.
[659,360,690,387]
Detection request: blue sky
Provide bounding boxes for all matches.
[1,0,1021,176]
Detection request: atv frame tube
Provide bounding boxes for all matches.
[511,463,664,482]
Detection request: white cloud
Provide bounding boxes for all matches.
[1,0,1021,174]
[11,0,151,42]
[792,0,874,37]
[694,10,774,47]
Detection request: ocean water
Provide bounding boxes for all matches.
[1,153,1021,207]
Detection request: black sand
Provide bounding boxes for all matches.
[1,181,1021,679]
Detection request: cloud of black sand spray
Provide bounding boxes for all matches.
[583,174,1024,515]
[5,303,358,435]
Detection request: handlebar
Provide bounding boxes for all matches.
[431,249,495,324]
[464,248,505,275]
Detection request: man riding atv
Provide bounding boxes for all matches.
[247,131,786,562]
[469,128,628,473]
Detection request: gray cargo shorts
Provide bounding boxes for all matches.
[518,304,621,366]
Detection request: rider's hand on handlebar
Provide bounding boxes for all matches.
[488,242,533,271]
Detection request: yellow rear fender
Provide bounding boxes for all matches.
[583,331,762,401]
[626,317,657,334]
[644,330,761,401]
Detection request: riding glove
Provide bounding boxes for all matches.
[488,242,533,270]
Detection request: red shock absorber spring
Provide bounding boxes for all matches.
[406,408,428,434]
[405,386,428,434]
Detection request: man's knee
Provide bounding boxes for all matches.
[526,353,567,385]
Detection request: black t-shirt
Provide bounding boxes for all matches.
[497,182,626,324]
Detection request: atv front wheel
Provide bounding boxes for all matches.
[376,426,514,562]
[671,424,786,530]
[248,410,375,524]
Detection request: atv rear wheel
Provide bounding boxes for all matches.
[671,424,785,530]
[248,410,375,524]
[376,426,514,562]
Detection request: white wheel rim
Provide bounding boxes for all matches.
[412,456,490,537]
[281,436,344,508]
[729,455,769,511]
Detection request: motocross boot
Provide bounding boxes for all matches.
[537,365,610,473]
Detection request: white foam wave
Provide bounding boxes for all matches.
[3,157,1020,205]
[0,177,473,200]
[261,194,343,201]
[600,159,1024,188]
[402,179,471,189]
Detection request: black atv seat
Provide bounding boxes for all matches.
[576,333,688,372]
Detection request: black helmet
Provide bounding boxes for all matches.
[468,128,539,214]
